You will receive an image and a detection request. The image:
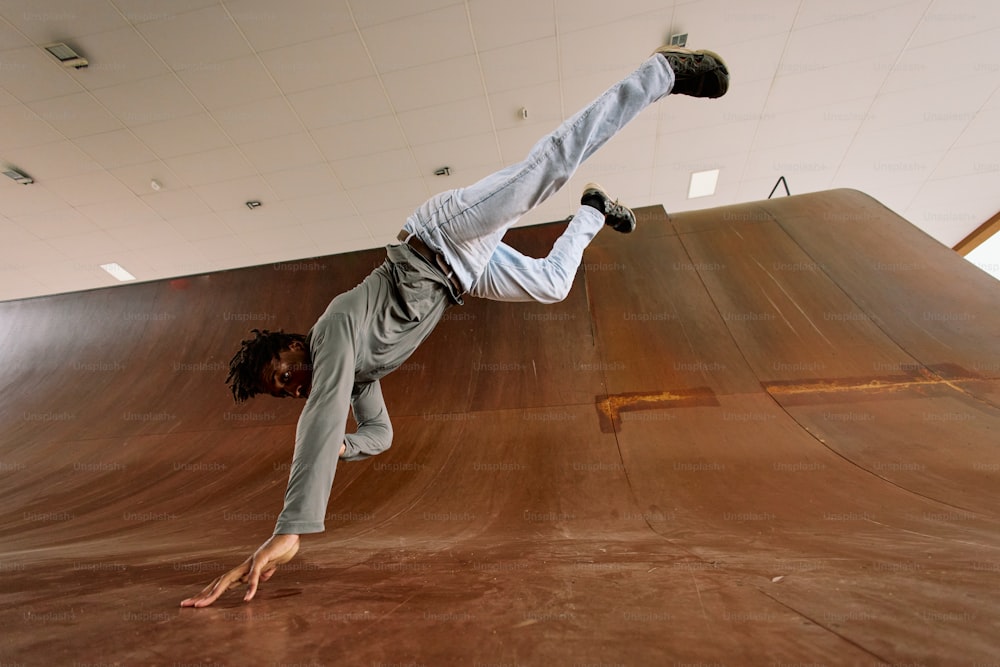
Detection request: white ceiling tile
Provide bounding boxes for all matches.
[657,119,758,171]
[42,170,135,206]
[78,196,161,230]
[331,147,421,189]
[348,178,429,215]
[260,32,374,94]
[908,0,1000,48]
[0,182,67,217]
[130,113,232,158]
[559,19,661,80]
[71,26,170,89]
[349,0,463,28]
[132,241,210,274]
[167,212,232,242]
[882,29,1000,95]
[554,0,674,35]
[764,58,888,115]
[711,33,788,86]
[468,0,555,51]
[228,0,354,51]
[743,135,851,189]
[0,46,80,102]
[0,87,17,106]
[382,55,482,112]
[163,146,258,187]
[301,215,372,245]
[46,229,127,258]
[186,234,253,263]
[287,77,391,129]
[0,104,62,151]
[312,115,407,161]
[362,4,474,73]
[955,103,1000,148]
[110,160,184,195]
[11,207,96,240]
[673,0,800,47]
[106,220,186,250]
[478,38,559,94]
[2,0,128,41]
[0,13,31,51]
[26,92,123,139]
[752,96,870,151]
[216,200,295,233]
[3,139,100,180]
[409,132,501,178]
[73,128,157,169]
[214,96,301,143]
[140,188,213,218]
[0,218,41,244]
[90,73,203,126]
[190,174,272,212]
[283,191,358,224]
[792,0,924,30]
[263,164,343,200]
[177,54,282,110]
[136,5,253,72]
[113,0,218,23]
[241,132,325,173]
[240,223,315,254]
[397,95,493,146]
[489,82,562,131]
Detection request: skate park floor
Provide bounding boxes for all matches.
[1,190,999,665]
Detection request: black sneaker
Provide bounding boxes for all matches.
[582,183,635,234]
[653,46,729,98]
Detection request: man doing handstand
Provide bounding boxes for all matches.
[181,45,729,608]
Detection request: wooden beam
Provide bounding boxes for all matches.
[954,209,1000,255]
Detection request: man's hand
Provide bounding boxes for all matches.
[180,533,300,608]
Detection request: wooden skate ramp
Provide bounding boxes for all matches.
[1,189,998,665]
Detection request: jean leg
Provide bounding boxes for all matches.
[468,206,605,303]
[405,54,674,293]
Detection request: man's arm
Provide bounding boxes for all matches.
[181,314,356,607]
[341,380,393,461]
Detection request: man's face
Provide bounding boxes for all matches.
[260,340,312,399]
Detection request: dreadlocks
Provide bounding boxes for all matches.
[226,329,307,403]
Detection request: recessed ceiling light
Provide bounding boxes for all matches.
[44,42,88,69]
[100,263,136,282]
[688,169,720,198]
[3,168,33,185]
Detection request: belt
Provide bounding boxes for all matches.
[397,229,464,295]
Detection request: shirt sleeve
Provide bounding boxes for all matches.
[342,380,393,462]
[273,313,354,535]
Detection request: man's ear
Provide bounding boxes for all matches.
[288,340,305,352]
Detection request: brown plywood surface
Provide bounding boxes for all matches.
[1,190,999,665]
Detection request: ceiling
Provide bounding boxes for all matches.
[1,0,998,301]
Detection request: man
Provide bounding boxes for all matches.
[180,45,729,608]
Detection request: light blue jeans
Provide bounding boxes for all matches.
[403,54,675,304]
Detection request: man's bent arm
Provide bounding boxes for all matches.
[341,380,393,461]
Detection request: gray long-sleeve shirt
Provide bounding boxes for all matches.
[273,243,454,534]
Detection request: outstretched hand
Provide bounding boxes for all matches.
[180,533,300,608]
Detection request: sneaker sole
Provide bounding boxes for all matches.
[583,182,635,234]
[652,45,728,72]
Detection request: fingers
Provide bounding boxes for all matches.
[243,562,263,602]
[179,560,250,608]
